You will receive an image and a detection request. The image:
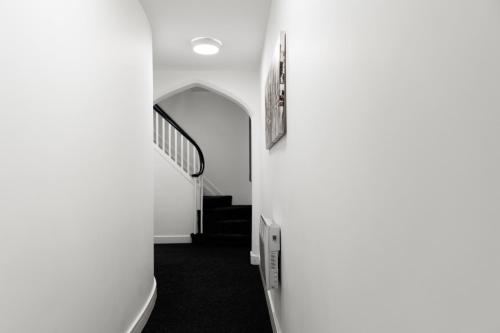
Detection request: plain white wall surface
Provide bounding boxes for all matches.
[159,89,251,205]
[0,1,154,332]
[154,148,196,240]
[260,0,500,332]
[154,70,260,117]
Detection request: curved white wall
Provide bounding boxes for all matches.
[154,148,196,243]
[260,0,500,332]
[0,1,154,332]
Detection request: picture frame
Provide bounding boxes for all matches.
[265,31,287,149]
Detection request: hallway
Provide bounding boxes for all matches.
[143,245,272,333]
[3,1,500,332]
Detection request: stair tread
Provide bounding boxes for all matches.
[195,202,252,245]
[203,195,233,209]
[198,233,251,241]
[191,232,251,246]
[211,219,250,224]
[206,205,251,212]
[204,206,252,222]
[192,232,249,236]
[204,217,251,234]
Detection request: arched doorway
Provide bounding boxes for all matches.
[154,82,254,247]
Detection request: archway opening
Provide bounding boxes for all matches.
[156,83,253,206]
[155,81,252,118]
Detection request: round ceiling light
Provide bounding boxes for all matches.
[191,37,222,55]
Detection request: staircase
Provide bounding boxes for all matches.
[192,196,252,246]
[154,104,251,246]
[154,104,205,238]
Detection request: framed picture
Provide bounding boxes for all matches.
[265,31,287,149]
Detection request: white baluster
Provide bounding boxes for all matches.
[192,145,195,174]
[194,149,198,174]
[161,118,165,151]
[193,175,198,233]
[153,112,157,144]
[174,128,178,165]
[197,150,200,174]
[181,136,185,171]
[157,113,161,146]
[168,123,172,158]
[186,141,191,173]
[200,176,204,233]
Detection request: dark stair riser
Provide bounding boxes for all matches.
[203,195,232,209]
[204,205,252,222]
[191,233,251,247]
[193,196,252,246]
[204,219,251,234]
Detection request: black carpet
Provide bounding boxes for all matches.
[143,244,273,333]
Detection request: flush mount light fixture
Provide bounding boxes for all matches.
[191,37,222,55]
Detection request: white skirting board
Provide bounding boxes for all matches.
[263,281,282,333]
[155,235,192,244]
[253,251,282,333]
[127,277,157,333]
[250,251,260,265]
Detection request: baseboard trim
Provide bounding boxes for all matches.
[250,251,260,265]
[261,279,282,333]
[155,235,192,244]
[127,277,157,333]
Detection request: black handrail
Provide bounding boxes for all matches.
[154,104,205,177]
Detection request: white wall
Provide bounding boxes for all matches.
[154,148,195,242]
[0,1,154,332]
[159,89,251,205]
[154,70,260,116]
[259,0,500,332]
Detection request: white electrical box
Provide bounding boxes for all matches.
[259,215,281,290]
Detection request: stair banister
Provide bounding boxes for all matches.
[153,104,205,177]
[153,104,206,235]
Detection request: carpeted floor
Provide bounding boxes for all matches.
[143,244,273,333]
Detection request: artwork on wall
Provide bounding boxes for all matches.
[265,31,287,149]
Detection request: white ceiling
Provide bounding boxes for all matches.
[139,0,271,71]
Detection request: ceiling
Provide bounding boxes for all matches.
[140,0,271,71]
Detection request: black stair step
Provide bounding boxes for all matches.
[204,205,251,222]
[203,195,232,209]
[204,219,251,234]
[191,233,251,246]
